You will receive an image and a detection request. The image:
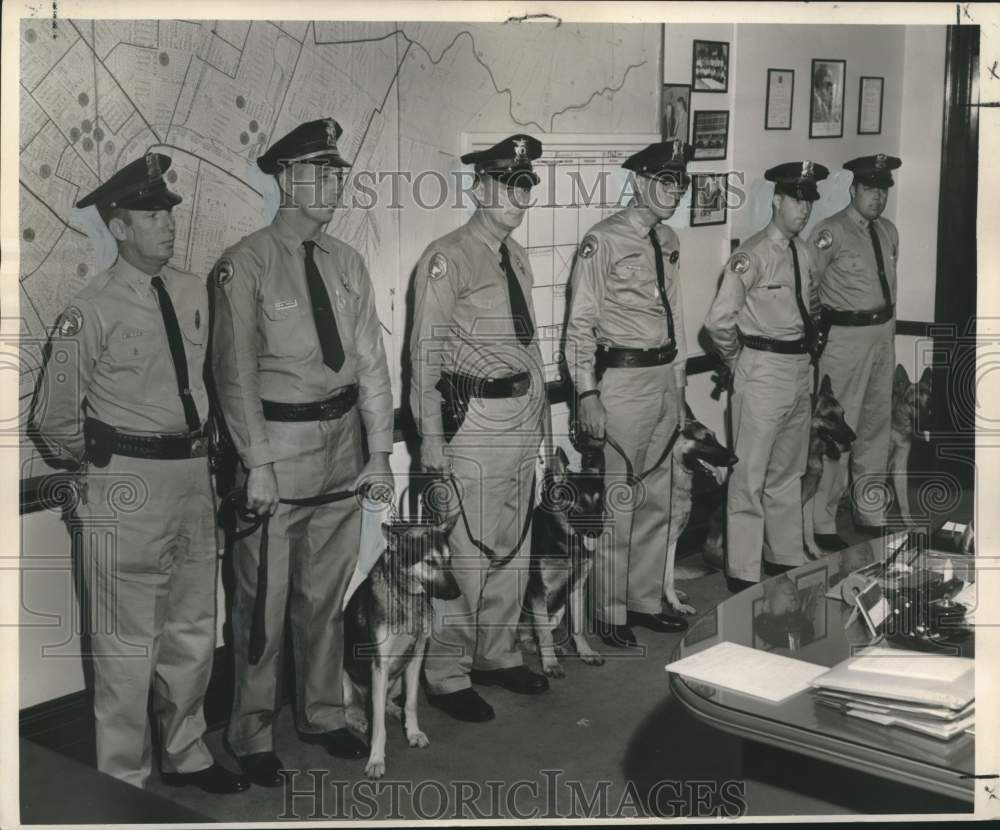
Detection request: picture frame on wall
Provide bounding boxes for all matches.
[765,68,795,130]
[858,75,885,135]
[692,40,729,93]
[691,172,729,227]
[662,83,692,142]
[809,58,846,138]
[691,110,729,160]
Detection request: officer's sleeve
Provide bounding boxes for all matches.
[32,299,101,463]
[704,251,755,366]
[668,244,688,388]
[351,256,394,453]
[564,233,609,394]
[409,247,459,443]
[211,247,272,468]
[807,222,837,282]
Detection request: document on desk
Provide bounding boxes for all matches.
[665,642,829,703]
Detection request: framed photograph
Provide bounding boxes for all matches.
[690,172,728,227]
[753,573,823,652]
[795,564,829,643]
[858,75,885,135]
[765,68,795,130]
[809,58,846,138]
[661,83,692,142]
[691,110,729,160]
[692,39,729,93]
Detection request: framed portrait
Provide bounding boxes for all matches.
[858,75,885,135]
[691,110,729,160]
[661,82,692,142]
[809,58,846,138]
[765,68,795,130]
[753,573,823,652]
[692,39,729,93]
[690,172,728,227]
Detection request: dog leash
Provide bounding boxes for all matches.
[603,424,682,485]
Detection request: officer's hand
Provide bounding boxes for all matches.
[246,463,279,516]
[355,452,394,503]
[578,394,607,440]
[421,438,450,476]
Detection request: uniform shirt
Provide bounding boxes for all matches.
[704,223,820,365]
[212,217,393,468]
[564,208,687,394]
[34,258,208,463]
[808,204,899,312]
[409,211,543,442]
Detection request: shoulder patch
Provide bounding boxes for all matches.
[728,252,751,275]
[214,258,235,286]
[579,234,598,259]
[669,250,679,265]
[815,229,834,250]
[56,306,83,337]
[428,252,448,281]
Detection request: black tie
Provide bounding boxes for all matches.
[150,275,201,432]
[303,240,345,372]
[867,223,893,309]
[648,230,676,344]
[499,242,534,346]
[788,240,817,344]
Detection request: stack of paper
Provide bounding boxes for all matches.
[810,647,974,740]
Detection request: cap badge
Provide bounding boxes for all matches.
[672,139,683,161]
[875,153,887,169]
[325,119,338,147]
[801,160,814,179]
[513,138,527,160]
[145,153,162,179]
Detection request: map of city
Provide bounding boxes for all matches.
[17,18,657,475]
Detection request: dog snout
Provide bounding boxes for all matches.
[429,566,462,600]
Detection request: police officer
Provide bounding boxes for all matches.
[32,154,248,793]
[809,154,902,549]
[564,140,693,648]
[704,161,828,590]
[411,135,549,723]
[212,119,394,783]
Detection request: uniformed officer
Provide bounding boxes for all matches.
[564,140,693,648]
[211,119,394,783]
[31,154,248,793]
[809,154,902,549]
[411,134,549,723]
[704,161,829,590]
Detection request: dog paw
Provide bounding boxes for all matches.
[385,700,403,721]
[579,651,604,666]
[519,637,539,654]
[407,730,430,748]
[542,661,566,678]
[346,710,369,735]
[665,590,697,616]
[364,757,386,779]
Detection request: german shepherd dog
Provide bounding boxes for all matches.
[344,519,460,779]
[889,365,932,521]
[803,374,857,558]
[519,445,606,678]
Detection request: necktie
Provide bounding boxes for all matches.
[788,239,817,344]
[151,275,202,432]
[648,230,676,344]
[499,242,534,346]
[303,240,345,372]
[867,223,893,309]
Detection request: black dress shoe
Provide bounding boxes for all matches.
[162,763,250,794]
[626,611,689,633]
[427,687,496,722]
[300,727,368,759]
[725,576,756,594]
[594,621,638,648]
[815,533,848,551]
[236,752,285,788]
[470,665,550,694]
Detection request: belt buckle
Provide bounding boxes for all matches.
[190,436,207,457]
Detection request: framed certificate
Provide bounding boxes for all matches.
[858,75,885,135]
[809,58,846,139]
[765,68,794,130]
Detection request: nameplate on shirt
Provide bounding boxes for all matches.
[274,299,299,312]
[121,328,145,340]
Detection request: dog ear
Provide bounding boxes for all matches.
[819,374,833,396]
[894,364,911,389]
[684,402,695,422]
[556,446,570,469]
[919,367,932,387]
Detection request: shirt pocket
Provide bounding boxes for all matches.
[607,260,659,311]
[261,297,314,358]
[465,282,506,310]
[107,331,159,374]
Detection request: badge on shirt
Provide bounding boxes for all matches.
[669,250,679,265]
[215,258,235,286]
[274,298,299,312]
[729,252,751,274]
[428,252,448,280]
[579,235,598,259]
[815,229,833,250]
[56,306,83,337]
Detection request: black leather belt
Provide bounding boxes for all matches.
[113,427,209,460]
[822,305,894,327]
[261,384,359,422]
[740,334,810,355]
[595,343,677,370]
[438,371,531,399]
